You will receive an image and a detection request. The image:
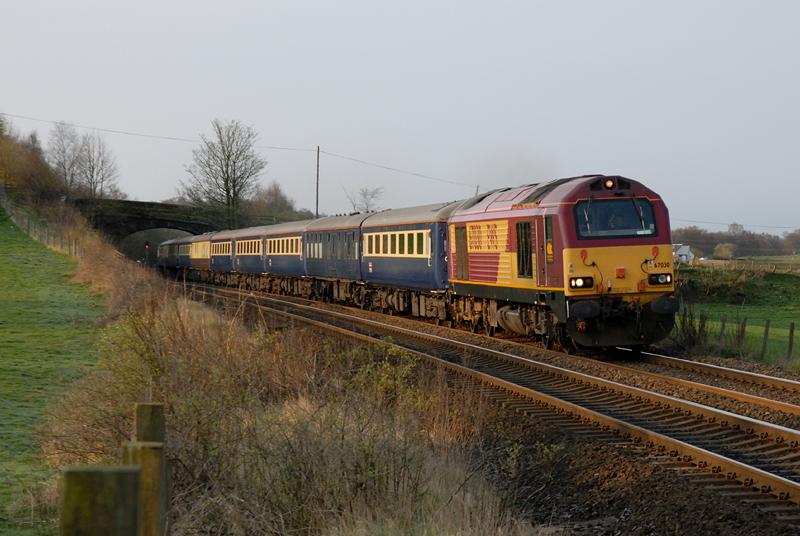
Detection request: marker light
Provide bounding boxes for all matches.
[604,178,615,189]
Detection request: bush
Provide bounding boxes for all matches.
[37,298,531,534]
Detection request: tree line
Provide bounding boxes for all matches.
[0,115,318,227]
[673,224,800,259]
[0,116,124,204]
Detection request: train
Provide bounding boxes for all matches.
[157,174,677,351]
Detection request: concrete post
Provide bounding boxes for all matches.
[134,402,165,442]
[60,465,140,535]
[123,441,167,536]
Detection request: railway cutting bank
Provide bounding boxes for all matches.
[0,208,103,536]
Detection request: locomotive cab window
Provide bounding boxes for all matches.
[575,198,656,239]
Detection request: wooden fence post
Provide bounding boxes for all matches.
[760,319,770,360]
[698,313,707,340]
[60,465,140,535]
[135,402,165,442]
[123,442,167,536]
[788,322,795,360]
[737,317,748,351]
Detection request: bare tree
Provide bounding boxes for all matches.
[181,119,267,228]
[77,133,120,199]
[345,186,384,213]
[47,122,83,198]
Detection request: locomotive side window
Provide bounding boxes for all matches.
[575,198,656,239]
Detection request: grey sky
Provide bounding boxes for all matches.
[2,1,798,232]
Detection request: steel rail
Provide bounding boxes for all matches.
[192,285,800,506]
[627,349,800,394]
[594,356,800,417]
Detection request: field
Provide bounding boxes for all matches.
[674,263,800,366]
[0,208,103,534]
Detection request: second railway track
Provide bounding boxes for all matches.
[189,283,800,521]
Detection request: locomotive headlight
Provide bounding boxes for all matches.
[604,178,615,189]
[648,274,673,285]
[569,277,594,289]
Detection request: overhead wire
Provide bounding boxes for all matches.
[673,218,797,231]
[0,111,478,189]
[319,149,476,188]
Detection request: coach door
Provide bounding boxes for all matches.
[454,226,469,280]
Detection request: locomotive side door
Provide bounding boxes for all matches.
[534,217,546,287]
[454,225,469,280]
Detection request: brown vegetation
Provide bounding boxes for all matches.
[673,225,793,259]
[3,199,532,533]
[34,296,534,534]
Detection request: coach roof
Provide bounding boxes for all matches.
[361,201,465,228]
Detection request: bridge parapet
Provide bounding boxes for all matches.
[72,199,221,242]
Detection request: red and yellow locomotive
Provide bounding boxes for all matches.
[447,175,677,349]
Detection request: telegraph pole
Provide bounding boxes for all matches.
[315,146,320,218]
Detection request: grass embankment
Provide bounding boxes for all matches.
[0,208,103,534]
[673,264,800,367]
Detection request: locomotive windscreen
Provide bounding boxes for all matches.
[574,198,656,239]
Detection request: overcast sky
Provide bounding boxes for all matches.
[2,1,799,232]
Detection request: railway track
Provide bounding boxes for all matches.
[189,284,800,521]
[618,348,800,397]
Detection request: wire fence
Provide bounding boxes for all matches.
[674,306,797,366]
[0,184,85,258]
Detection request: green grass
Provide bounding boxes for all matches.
[732,255,800,271]
[676,264,800,366]
[0,208,104,534]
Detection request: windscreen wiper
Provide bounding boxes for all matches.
[631,197,645,230]
[584,197,592,232]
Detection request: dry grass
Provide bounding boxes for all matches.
[8,202,536,533]
[34,296,536,534]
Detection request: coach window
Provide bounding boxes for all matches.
[390,234,396,254]
[408,233,414,255]
[416,232,424,255]
[382,234,388,255]
[398,233,405,255]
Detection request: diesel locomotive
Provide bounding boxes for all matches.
[158,174,677,350]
